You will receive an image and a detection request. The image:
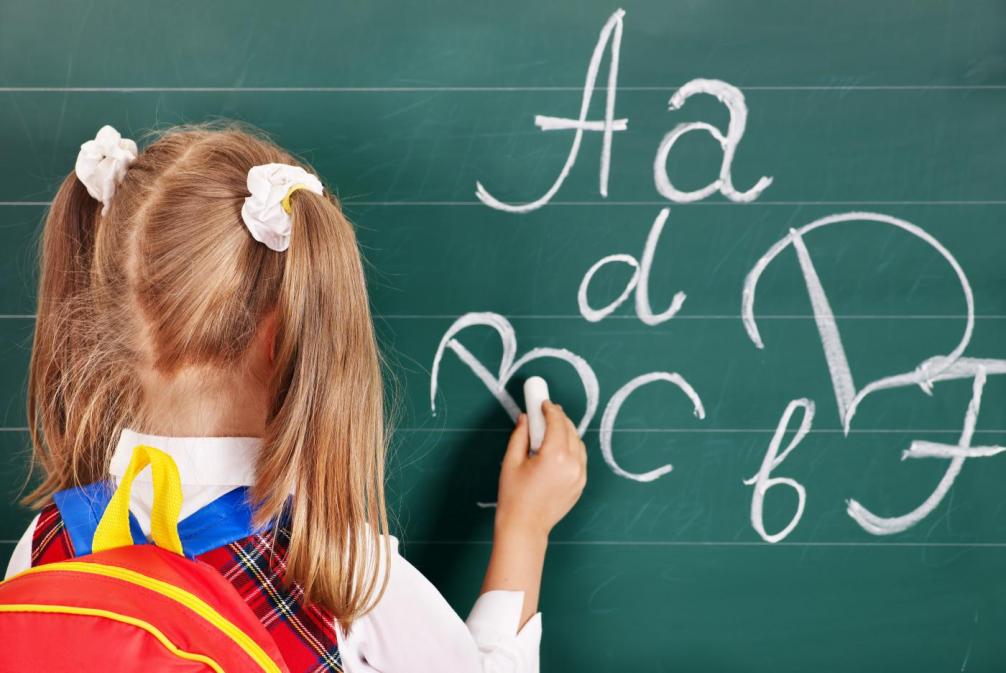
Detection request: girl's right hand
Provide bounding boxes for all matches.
[495,400,588,539]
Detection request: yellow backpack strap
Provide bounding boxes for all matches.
[92,444,184,555]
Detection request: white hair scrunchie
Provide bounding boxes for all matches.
[74,125,139,216]
[241,163,324,252]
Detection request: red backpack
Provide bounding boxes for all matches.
[0,444,290,672]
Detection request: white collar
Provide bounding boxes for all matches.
[110,427,262,487]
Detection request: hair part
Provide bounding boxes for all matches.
[25,122,396,630]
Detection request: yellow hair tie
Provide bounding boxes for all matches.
[243,164,324,252]
[281,184,313,214]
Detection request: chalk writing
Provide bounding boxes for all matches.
[475,9,626,213]
[442,7,1004,542]
[653,79,773,203]
[431,311,598,434]
[743,399,813,543]
[848,365,1005,534]
[742,212,975,432]
[600,371,705,482]
[578,208,687,324]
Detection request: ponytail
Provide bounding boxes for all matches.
[25,171,131,504]
[252,191,392,631]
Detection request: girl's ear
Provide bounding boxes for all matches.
[266,310,279,365]
[257,309,280,366]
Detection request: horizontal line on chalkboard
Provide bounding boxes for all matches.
[402,428,1001,434]
[0,426,998,434]
[397,540,1006,547]
[349,200,1006,207]
[378,314,999,319]
[0,314,999,321]
[6,200,1006,207]
[0,538,1001,547]
[0,85,1002,93]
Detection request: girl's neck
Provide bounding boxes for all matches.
[135,363,269,438]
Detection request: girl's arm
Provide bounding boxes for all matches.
[481,401,588,627]
[340,533,541,673]
[344,405,585,673]
[4,514,38,579]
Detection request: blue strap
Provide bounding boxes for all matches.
[51,483,277,559]
[53,481,145,556]
[176,486,275,557]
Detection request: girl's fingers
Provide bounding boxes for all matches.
[503,413,530,467]
[562,414,587,472]
[563,414,580,454]
[539,400,568,453]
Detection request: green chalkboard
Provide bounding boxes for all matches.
[1,1,1006,670]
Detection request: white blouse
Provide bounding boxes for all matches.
[4,428,541,673]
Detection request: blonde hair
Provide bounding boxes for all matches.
[24,122,394,630]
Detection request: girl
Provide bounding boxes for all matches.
[3,123,588,672]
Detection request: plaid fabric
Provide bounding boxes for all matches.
[30,503,75,567]
[197,522,343,673]
[30,503,342,673]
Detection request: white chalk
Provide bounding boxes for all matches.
[523,376,550,455]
